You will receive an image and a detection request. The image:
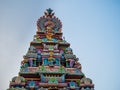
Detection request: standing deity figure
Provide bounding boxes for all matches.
[69,59,75,68]
[60,53,66,66]
[29,58,33,67]
[37,50,42,66]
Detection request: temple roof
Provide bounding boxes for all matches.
[37,8,62,33]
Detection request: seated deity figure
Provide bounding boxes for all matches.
[26,46,37,59]
[44,20,55,41]
[48,52,55,66]
[44,51,59,66]
[65,47,75,68]
[74,58,81,70]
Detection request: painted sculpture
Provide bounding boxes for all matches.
[8,8,94,90]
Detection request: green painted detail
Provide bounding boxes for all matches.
[58,66,65,73]
[41,65,45,71]
[48,77,58,84]
[76,80,81,86]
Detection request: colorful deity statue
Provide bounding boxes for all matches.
[36,50,42,66]
[69,59,75,68]
[74,58,82,70]
[28,58,33,67]
[48,51,54,60]
[60,53,66,66]
[65,47,76,68]
[48,51,56,66]
[45,20,54,41]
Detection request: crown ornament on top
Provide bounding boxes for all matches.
[44,8,54,18]
[37,8,62,33]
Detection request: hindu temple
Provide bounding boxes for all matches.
[8,8,94,90]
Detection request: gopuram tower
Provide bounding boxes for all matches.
[8,9,94,90]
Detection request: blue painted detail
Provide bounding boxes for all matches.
[52,38,57,42]
[76,68,80,73]
[24,68,28,72]
[69,81,75,88]
[85,87,91,90]
[42,38,48,42]
[44,58,48,65]
[55,58,59,66]
[48,59,54,66]
[41,74,45,82]
[29,81,35,87]
[61,75,65,82]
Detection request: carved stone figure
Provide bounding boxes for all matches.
[69,59,75,68]
[65,47,76,68]
[74,58,81,70]
[28,58,33,67]
[45,20,55,40]
[37,50,42,63]
[60,53,66,66]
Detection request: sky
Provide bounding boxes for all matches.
[0,0,120,90]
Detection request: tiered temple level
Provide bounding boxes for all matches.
[8,9,94,90]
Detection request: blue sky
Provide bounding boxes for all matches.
[0,0,120,90]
